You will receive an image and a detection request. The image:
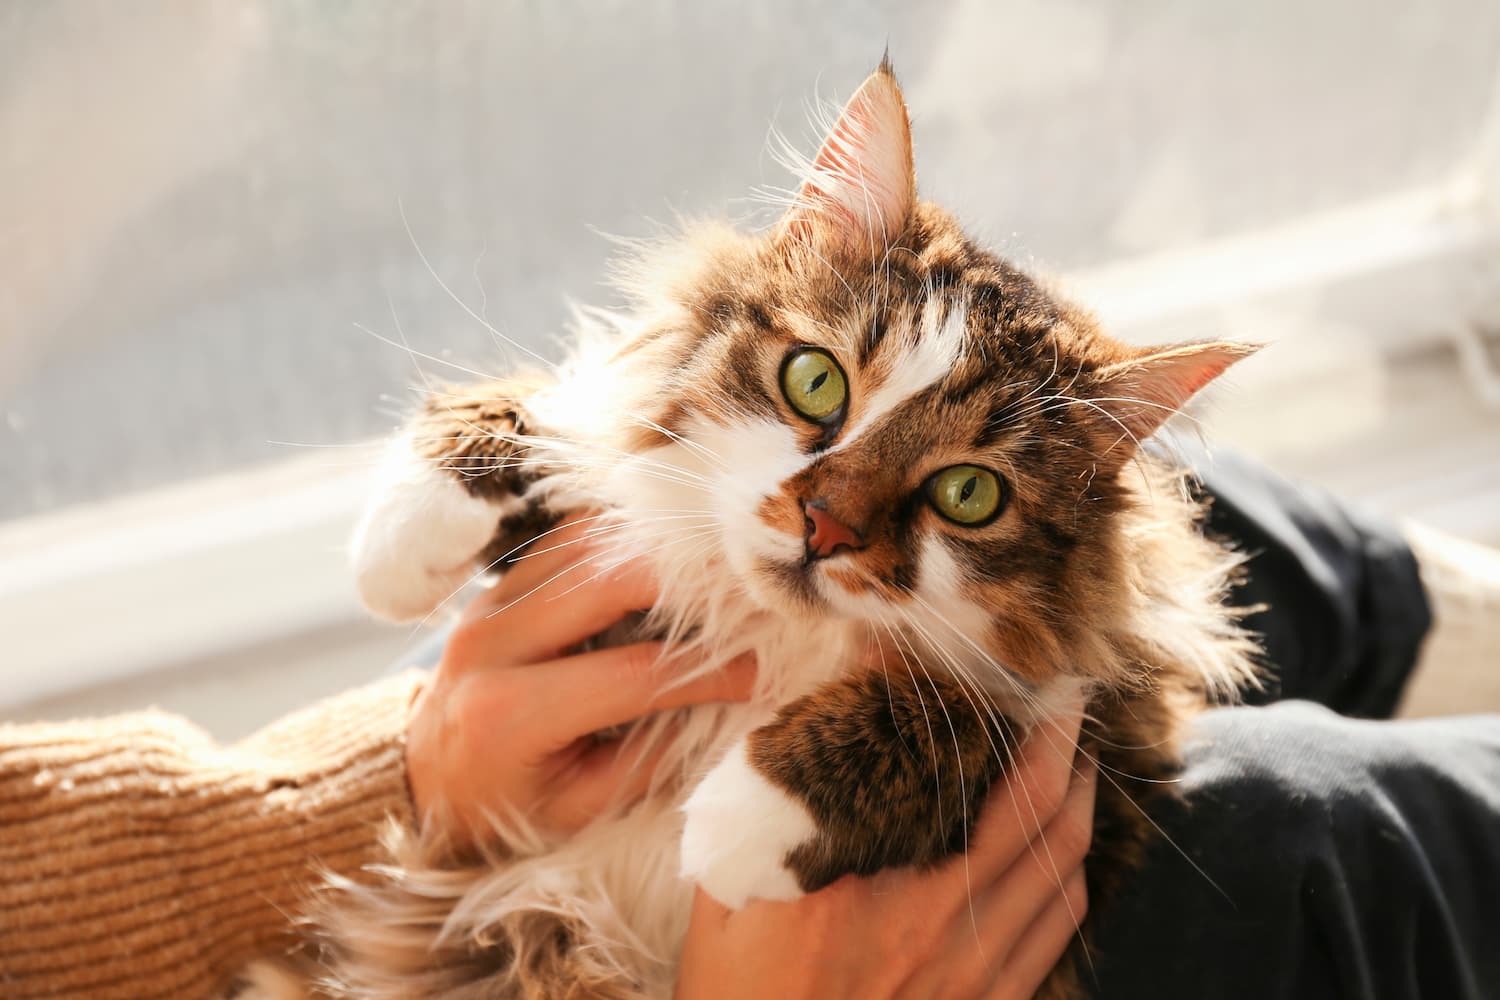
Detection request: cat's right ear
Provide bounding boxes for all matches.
[775,58,916,259]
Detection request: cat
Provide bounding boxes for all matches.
[312,58,1259,1000]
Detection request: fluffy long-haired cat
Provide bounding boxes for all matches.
[297,59,1259,1000]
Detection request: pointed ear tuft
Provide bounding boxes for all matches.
[775,61,916,258]
[1094,341,1260,445]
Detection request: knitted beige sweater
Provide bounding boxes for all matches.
[0,670,427,1000]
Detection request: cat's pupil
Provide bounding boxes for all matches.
[960,476,977,503]
[809,371,828,392]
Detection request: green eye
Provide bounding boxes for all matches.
[926,465,1006,526]
[780,348,848,423]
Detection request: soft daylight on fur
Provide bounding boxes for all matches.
[299,58,1262,1000]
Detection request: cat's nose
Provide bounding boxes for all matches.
[803,499,865,560]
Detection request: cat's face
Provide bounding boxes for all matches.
[612,63,1249,680]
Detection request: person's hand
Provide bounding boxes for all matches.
[676,701,1094,1000]
[406,517,756,846]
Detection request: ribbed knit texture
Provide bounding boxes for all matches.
[0,670,426,1000]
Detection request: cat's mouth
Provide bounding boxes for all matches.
[746,549,885,622]
[756,555,826,610]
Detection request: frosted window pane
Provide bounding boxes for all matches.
[4,2,1497,518]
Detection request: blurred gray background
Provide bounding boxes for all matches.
[3,1,1499,734]
[5,0,1500,516]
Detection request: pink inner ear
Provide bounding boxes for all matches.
[1150,351,1236,409]
[803,106,878,227]
[1100,342,1259,442]
[777,65,915,253]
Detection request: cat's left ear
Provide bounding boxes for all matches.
[1092,341,1260,446]
[775,57,916,258]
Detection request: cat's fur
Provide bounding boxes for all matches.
[302,60,1259,999]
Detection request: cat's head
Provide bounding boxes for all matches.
[579,61,1253,689]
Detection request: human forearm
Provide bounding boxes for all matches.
[0,670,424,1000]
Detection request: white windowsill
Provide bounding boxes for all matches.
[0,453,381,710]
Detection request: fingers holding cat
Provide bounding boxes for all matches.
[848,698,1095,998]
[965,692,1090,880]
[407,516,756,846]
[676,703,1097,1000]
[971,753,1095,999]
[449,517,660,664]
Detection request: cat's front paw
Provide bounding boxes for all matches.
[680,739,821,909]
[351,439,512,622]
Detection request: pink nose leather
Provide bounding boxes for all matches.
[804,501,864,559]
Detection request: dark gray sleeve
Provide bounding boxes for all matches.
[1194,449,1432,718]
[1088,702,1500,1000]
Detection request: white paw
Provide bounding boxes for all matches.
[351,439,517,622]
[680,740,820,909]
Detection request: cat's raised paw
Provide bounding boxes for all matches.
[680,739,820,909]
[350,440,510,622]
